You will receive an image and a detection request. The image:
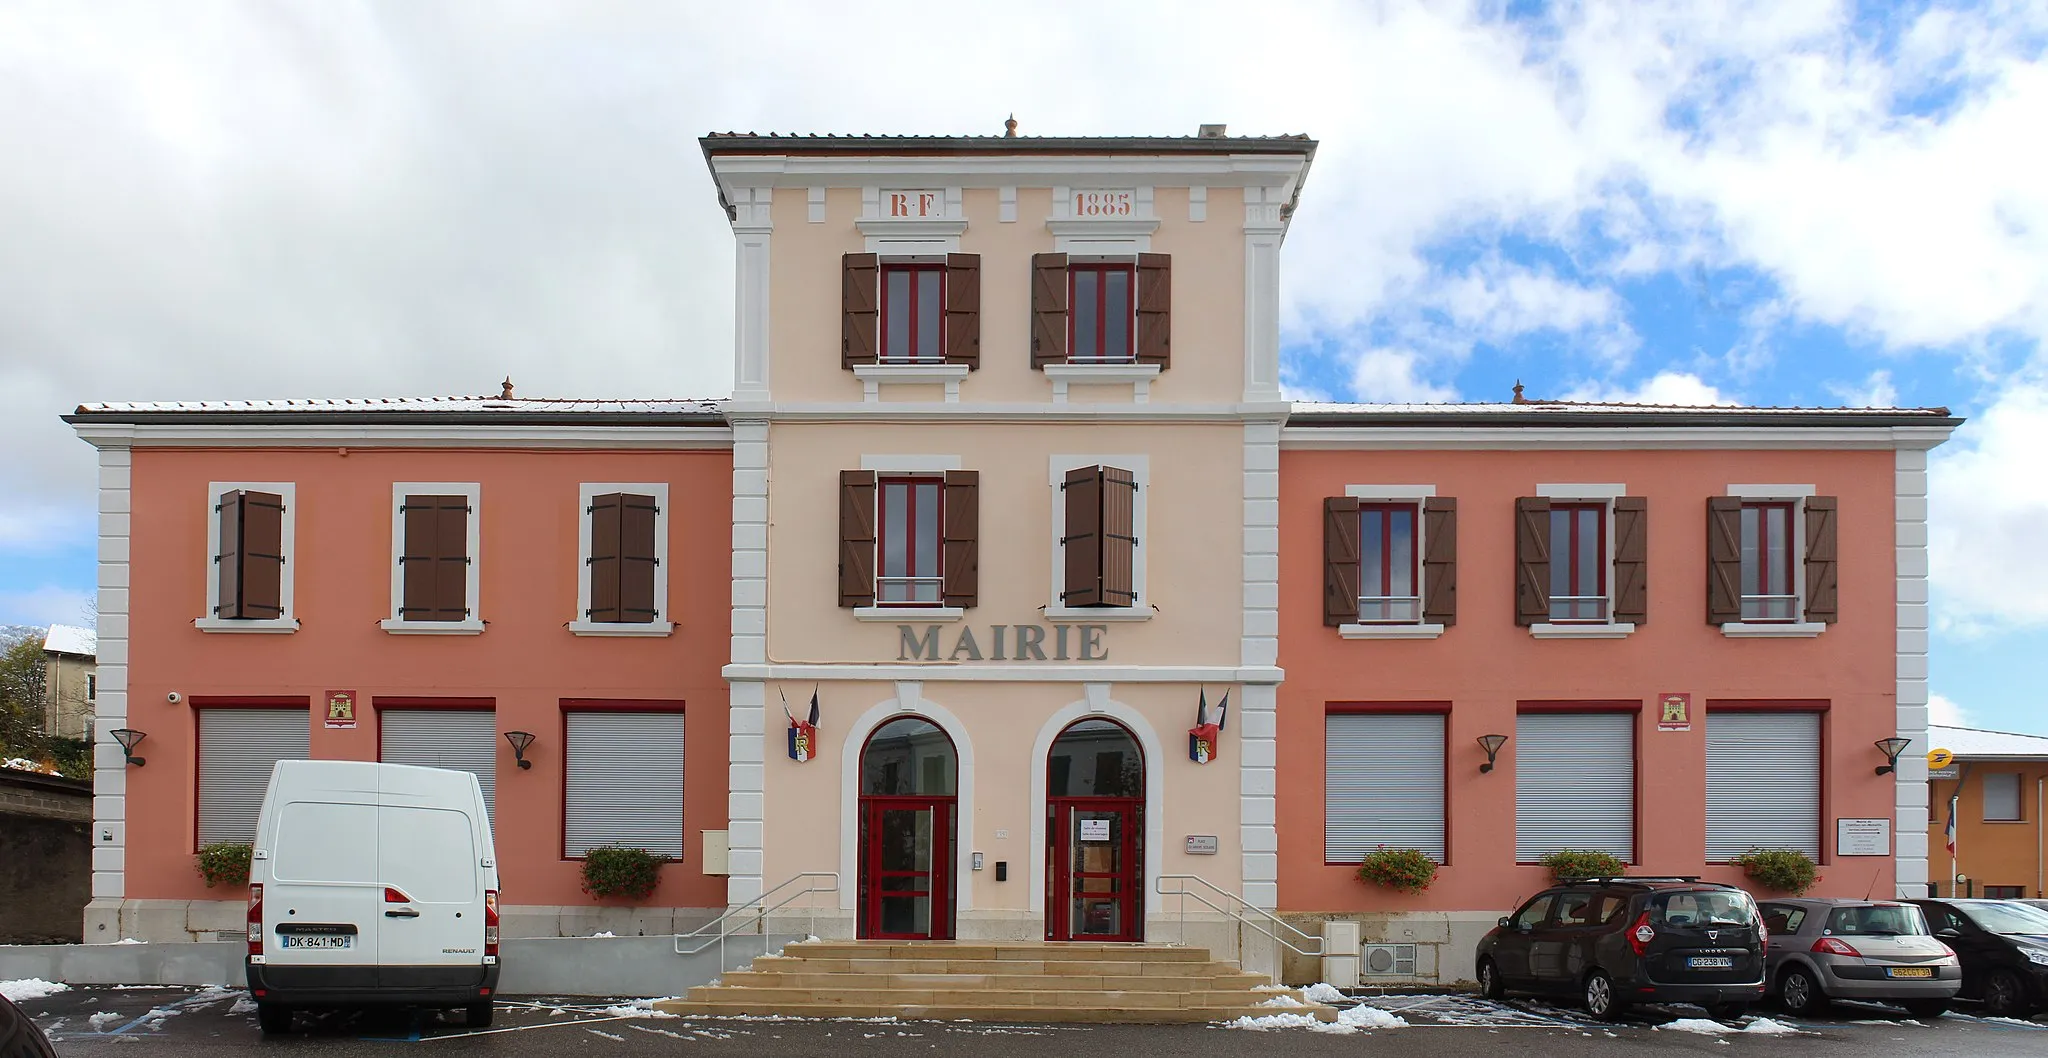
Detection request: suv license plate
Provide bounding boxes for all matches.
[281,935,353,950]
[1687,956,1733,969]
[1887,967,1933,978]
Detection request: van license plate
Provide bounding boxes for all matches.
[1687,956,1733,969]
[281,935,353,950]
[1887,967,1933,978]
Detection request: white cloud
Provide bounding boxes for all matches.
[1563,371,1735,406]
[1930,374,2048,630]
[1928,694,1970,728]
[1827,369,1900,409]
[0,586,93,629]
[1347,347,1458,404]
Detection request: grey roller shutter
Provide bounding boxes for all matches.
[565,712,685,858]
[198,708,309,847]
[1706,711,1820,860]
[1515,713,1635,862]
[1325,713,1446,863]
[380,710,497,819]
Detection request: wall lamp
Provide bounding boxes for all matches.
[1874,737,1913,775]
[504,730,536,770]
[1477,733,1509,773]
[110,728,147,767]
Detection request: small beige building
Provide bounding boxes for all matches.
[41,624,96,741]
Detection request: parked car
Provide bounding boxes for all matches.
[1909,899,2048,1018]
[246,760,502,1035]
[1757,899,1960,1017]
[0,994,59,1058]
[2020,899,2048,915]
[1477,877,1766,1020]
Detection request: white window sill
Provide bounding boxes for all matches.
[1339,623,1445,640]
[567,621,676,637]
[193,618,301,634]
[852,363,970,403]
[1042,362,1162,404]
[854,606,964,623]
[1720,622,1827,638]
[1530,623,1637,639]
[380,619,485,635]
[1044,605,1153,623]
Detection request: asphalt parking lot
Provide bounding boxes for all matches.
[14,985,2048,1056]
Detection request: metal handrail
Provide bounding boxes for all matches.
[674,871,838,960]
[1155,874,1323,962]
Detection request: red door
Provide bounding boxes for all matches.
[1048,798,1142,941]
[859,797,952,940]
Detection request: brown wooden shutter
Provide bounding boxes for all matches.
[1062,467,1104,606]
[1031,252,1069,368]
[1514,497,1551,626]
[586,493,623,622]
[1611,496,1648,625]
[214,491,244,618]
[942,471,979,608]
[944,253,980,370]
[842,252,879,369]
[1135,253,1171,368]
[1706,496,1743,624]
[619,493,661,623]
[838,470,876,608]
[1421,497,1457,627]
[399,496,438,620]
[239,491,286,620]
[1804,495,1838,623]
[431,497,470,621]
[1101,466,1138,606]
[1323,496,1361,627]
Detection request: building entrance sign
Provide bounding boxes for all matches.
[896,624,1110,662]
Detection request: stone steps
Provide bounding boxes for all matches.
[654,940,1336,1025]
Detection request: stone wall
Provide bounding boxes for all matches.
[0,770,91,944]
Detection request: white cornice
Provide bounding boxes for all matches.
[722,662,1284,685]
[70,424,735,449]
[710,154,1305,190]
[1281,425,1959,451]
[723,401,1292,424]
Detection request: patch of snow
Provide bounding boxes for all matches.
[229,998,258,1014]
[1251,983,1290,992]
[0,979,69,1002]
[1224,1012,1327,1031]
[1657,1017,1801,1036]
[1257,994,1307,1007]
[2,758,59,775]
[598,1000,677,1019]
[1223,1006,1406,1034]
[89,1012,123,1030]
[114,938,145,944]
[591,931,616,938]
[1982,1016,2047,1027]
[586,1027,625,1040]
[1303,982,1348,1004]
[1335,1005,1408,1030]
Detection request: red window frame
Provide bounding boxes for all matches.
[1549,503,1606,622]
[1068,263,1135,363]
[876,476,943,605]
[879,263,944,363]
[1740,501,1798,622]
[1358,503,1420,623]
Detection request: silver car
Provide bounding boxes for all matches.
[1758,899,1962,1018]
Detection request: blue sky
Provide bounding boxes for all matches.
[1,0,2044,735]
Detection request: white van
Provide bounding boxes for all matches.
[245,760,501,1034]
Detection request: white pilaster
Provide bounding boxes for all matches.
[1894,446,1933,898]
[1242,187,1285,402]
[731,188,774,403]
[87,443,132,940]
[727,419,771,908]
[1240,421,1283,910]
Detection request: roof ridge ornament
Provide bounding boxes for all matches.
[1004,113,1018,138]
[500,377,515,400]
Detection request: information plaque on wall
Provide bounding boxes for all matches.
[1185,835,1219,856]
[1837,817,1892,857]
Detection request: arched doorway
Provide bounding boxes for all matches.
[1045,718,1144,941]
[857,717,957,940]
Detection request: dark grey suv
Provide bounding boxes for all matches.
[1477,877,1767,1020]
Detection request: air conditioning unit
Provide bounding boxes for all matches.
[1359,943,1417,977]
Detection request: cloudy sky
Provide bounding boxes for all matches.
[1,1,2044,732]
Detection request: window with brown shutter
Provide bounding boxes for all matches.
[1514,497,1551,626]
[942,471,979,607]
[400,495,471,621]
[842,252,880,369]
[1422,497,1458,626]
[1611,497,1648,625]
[1135,252,1171,368]
[1803,496,1838,623]
[1705,497,1744,624]
[1322,497,1361,627]
[839,470,877,608]
[587,493,660,623]
[943,254,980,370]
[1060,466,1137,608]
[1031,252,1069,368]
[213,489,286,620]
